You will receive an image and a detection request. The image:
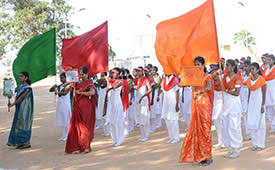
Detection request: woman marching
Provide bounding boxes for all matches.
[65,66,97,154]
[150,66,162,132]
[95,72,108,130]
[125,69,135,133]
[7,71,34,149]
[221,59,243,158]
[240,60,251,140]
[161,74,180,144]
[135,66,152,142]
[263,54,275,133]
[246,63,266,150]
[179,56,214,166]
[49,72,72,141]
[210,63,224,148]
[105,68,126,146]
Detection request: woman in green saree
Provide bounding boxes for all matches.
[7,71,34,149]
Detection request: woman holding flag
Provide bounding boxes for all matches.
[7,71,33,149]
[179,56,214,166]
[65,66,97,154]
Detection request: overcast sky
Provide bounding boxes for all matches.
[68,0,275,59]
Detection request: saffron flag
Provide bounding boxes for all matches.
[155,0,219,75]
[13,28,56,85]
[62,21,108,76]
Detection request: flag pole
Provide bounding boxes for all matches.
[211,0,224,103]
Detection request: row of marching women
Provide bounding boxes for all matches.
[7,54,274,162]
[208,54,275,160]
[94,65,185,146]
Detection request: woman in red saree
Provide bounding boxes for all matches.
[65,66,96,154]
[179,56,214,166]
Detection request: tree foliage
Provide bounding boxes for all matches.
[233,30,256,48]
[0,0,75,61]
[108,45,116,61]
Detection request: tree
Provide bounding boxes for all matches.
[233,30,256,53]
[0,0,75,61]
[108,45,116,61]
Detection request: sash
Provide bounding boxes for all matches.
[58,83,70,93]
[109,79,120,87]
[240,74,251,85]
[109,79,129,112]
[261,65,268,74]
[264,66,275,81]
[246,76,266,91]
[162,76,179,92]
[148,76,155,85]
[121,79,130,112]
[137,77,150,89]
[137,77,151,111]
[214,80,222,91]
[16,84,31,99]
[133,78,138,86]
[222,74,241,90]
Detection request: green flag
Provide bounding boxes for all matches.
[13,28,56,85]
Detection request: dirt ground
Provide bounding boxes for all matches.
[0,77,275,170]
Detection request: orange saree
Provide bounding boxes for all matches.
[179,75,213,163]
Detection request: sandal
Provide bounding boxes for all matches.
[199,159,213,166]
[17,144,31,149]
[83,148,92,154]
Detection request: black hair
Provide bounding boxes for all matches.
[102,72,107,76]
[113,67,121,73]
[125,69,130,74]
[120,68,127,80]
[240,57,246,61]
[247,56,251,60]
[267,54,275,60]
[226,59,238,74]
[109,70,113,79]
[79,66,89,74]
[60,72,66,77]
[152,66,158,72]
[147,64,153,68]
[194,56,207,73]
[235,59,239,64]
[244,60,251,66]
[112,67,122,79]
[251,62,262,75]
[20,71,31,85]
[128,75,133,80]
[138,66,143,71]
[262,53,269,57]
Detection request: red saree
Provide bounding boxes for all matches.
[179,75,213,163]
[65,79,96,153]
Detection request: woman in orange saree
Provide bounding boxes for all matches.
[65,66,97,154]
[179,56,214,166]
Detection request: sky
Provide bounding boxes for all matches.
[68,0,275,62]
[2,0,275,75]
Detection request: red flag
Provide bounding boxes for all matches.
[155,0,219,75]
[62,21,108,76]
